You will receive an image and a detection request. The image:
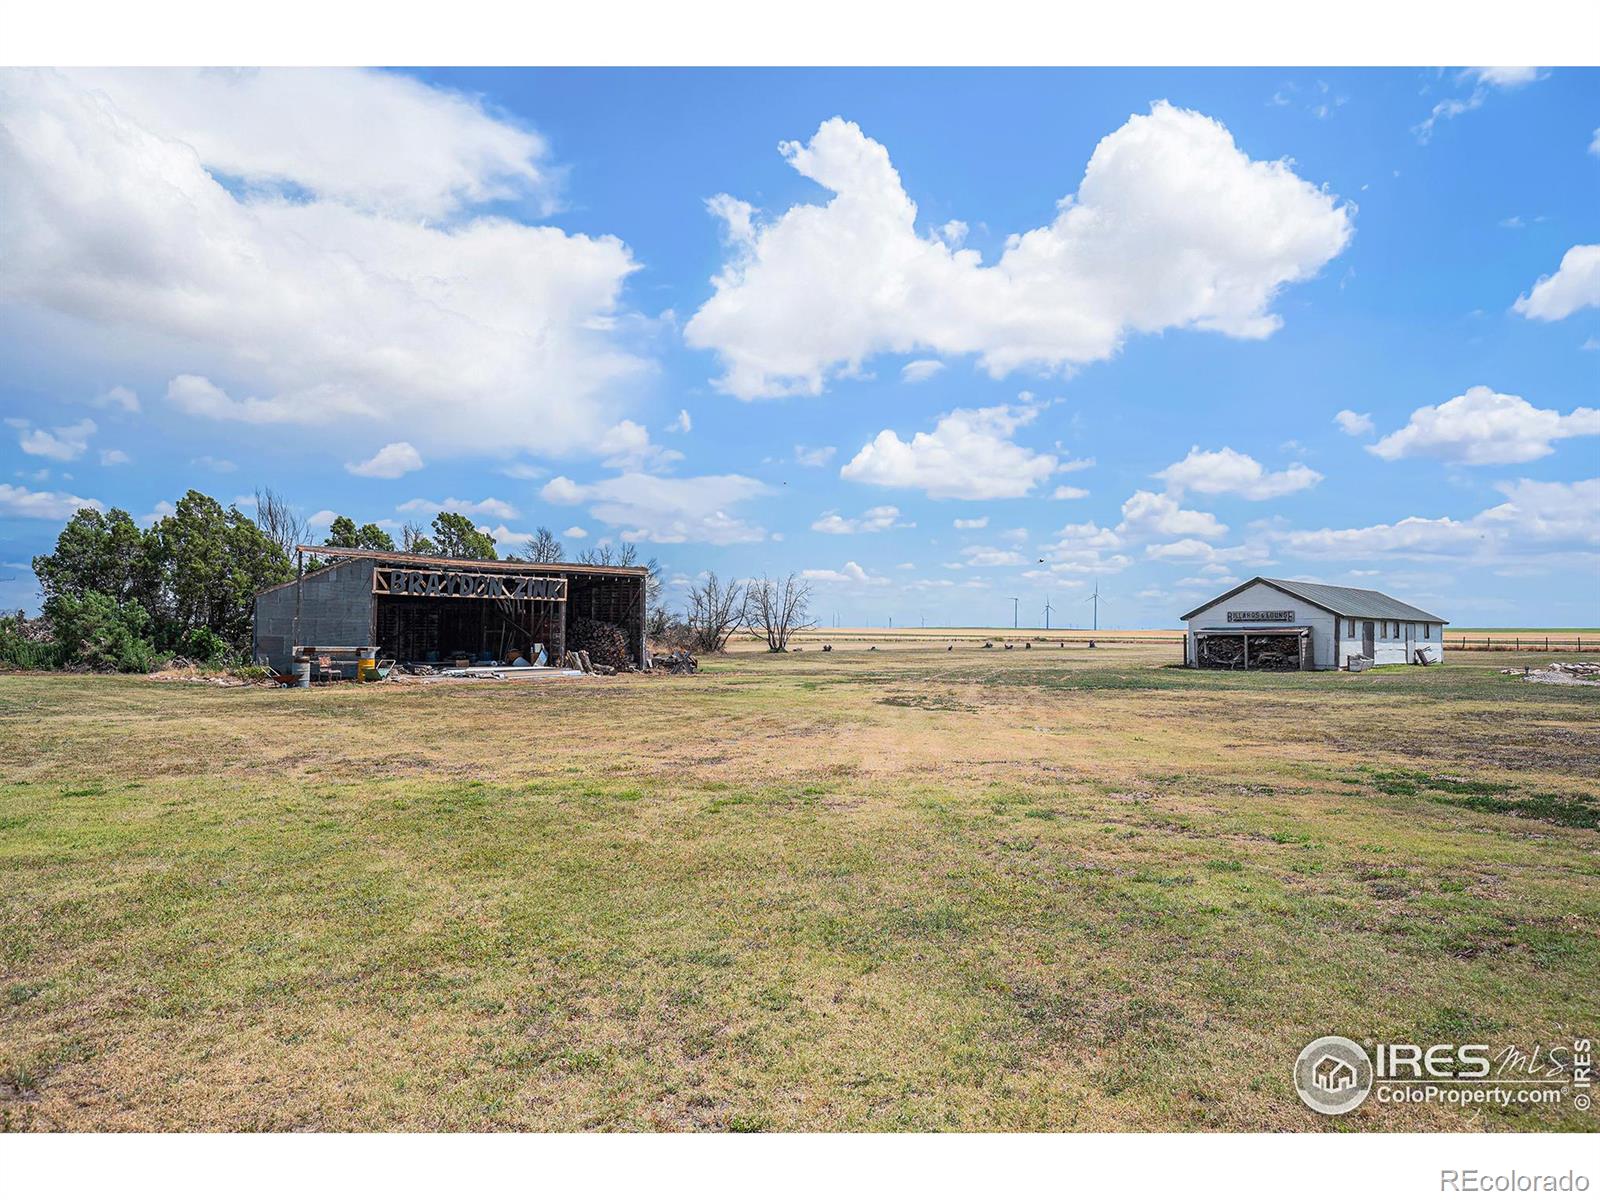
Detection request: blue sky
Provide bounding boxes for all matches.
[1,66,1596,627]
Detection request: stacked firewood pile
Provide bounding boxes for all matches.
[1198,638,1244,668]
[569,617,630,670]
[1198,634,1301,670]
[1246,634,1302,670]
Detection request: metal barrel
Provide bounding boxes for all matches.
[294,657,311,688]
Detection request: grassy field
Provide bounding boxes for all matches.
[2,646,1596,1132]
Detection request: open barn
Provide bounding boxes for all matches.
[252,547,648,675]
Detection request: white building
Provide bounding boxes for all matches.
[1182,577,1447,671]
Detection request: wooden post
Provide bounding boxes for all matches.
[1242,632,1249,670]
[292,548,303,653]
[549,575,567,667]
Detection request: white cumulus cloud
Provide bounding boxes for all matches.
[1117,490,1227,540]
[397,496,519,520]
[685,104,1352,399]
[0,68,647,459]
[962,545,1026,567]
[801,560,887,586]
[0,483,102,519]
[346,441,424,478]
[597,420,683,471]
[1513,244,1600,321]
[794,444,837,468]
[17,418,95,461]
[540,472,768,544]
[1155,446,1322,499]
[61,67,557,220]
[1334,409,1375,437]
[841,402,1058,500]
[1368,386,1600,465]
[1276,478,1598,561]
[1037,520,1134,575]
[811,505,905,534]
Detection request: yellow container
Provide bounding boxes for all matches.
[358,651,377,681]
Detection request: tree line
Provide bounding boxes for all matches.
[1,486,687,672]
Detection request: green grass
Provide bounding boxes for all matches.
[1365,768,1600,830]
[1,646,1596,1131]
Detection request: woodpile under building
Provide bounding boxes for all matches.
[252,546,648,676]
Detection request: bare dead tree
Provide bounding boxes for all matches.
[686,571,745,654]
[252,487,308,558]
[525,526,564,563]
[581,540,664,610]
[401,521,437,555]
[748,573,813,652]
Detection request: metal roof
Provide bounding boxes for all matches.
[1181,576,1447,623]
[294,545,649,577]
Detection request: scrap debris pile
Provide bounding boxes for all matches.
[648,649,698,675]
[1503,661,1600,687]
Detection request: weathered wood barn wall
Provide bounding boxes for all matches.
[253,549,649,672]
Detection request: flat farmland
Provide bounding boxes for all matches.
[727,626,1183,652]
[1,646,1596,1131]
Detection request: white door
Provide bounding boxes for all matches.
[1405,623,1415,663]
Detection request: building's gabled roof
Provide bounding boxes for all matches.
[1181,576,1447,623]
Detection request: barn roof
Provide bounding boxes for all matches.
[293,545,649,577]
[1181,576,1447,623]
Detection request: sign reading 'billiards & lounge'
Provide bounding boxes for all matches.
[1226,610,1295,622]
